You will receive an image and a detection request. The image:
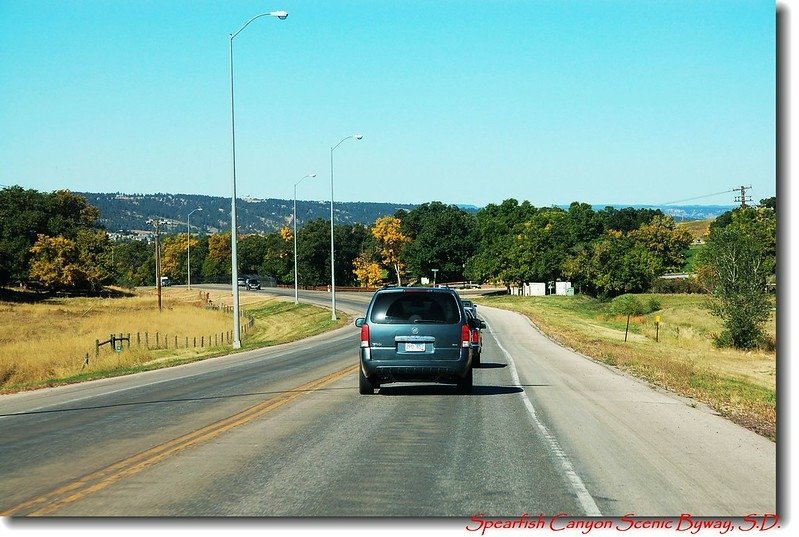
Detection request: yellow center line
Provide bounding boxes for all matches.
[3,364,358,517]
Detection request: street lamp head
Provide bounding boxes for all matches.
[310,173,317,178]
[354,134,364,140]
[270,11,289,20]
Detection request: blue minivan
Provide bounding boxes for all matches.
[355,287,475,394]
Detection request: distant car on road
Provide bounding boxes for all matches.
[355,286,474,394]
[465,308,485,367]
[245,278,261,290]
[462,299,476,315]
[237,277,246,287]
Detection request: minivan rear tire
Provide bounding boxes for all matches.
[456,366,473,394]
[359,367,376,395]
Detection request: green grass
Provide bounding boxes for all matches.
[475,293,777,440]
[242,300,347,347]
[682,243,705,272]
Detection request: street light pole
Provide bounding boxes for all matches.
[294,173,316,305]
[228,10,288,349]
[187,208,202,290]
[329,134,363,321]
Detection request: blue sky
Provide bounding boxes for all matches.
[0,0,776,208]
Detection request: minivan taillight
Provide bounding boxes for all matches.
[360,323,370,348]
[461,324,471,348]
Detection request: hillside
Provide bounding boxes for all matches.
[79,192,418,235]
[677,218,713,241]
[77,191,735,236]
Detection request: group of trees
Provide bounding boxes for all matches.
[465,200,692,296]
[0,187,112,290]
[2,186,776,350]
[110,220,374,289]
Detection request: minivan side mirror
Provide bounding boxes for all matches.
[479,320,486,329]
[355,318,365,327]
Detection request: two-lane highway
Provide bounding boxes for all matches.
[0,290,775,516]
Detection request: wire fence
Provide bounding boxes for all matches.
[83,306,256,369]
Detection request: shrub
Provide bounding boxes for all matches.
[650,277,707,294]
[609,295,645,316]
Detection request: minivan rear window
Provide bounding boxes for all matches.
[370,292,460,324]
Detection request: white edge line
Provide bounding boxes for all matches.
[486,319,603,517]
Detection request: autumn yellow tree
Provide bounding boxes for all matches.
[372,216,409,285]
[160,234,198,284]
[29,229,111,290]
[352,253,383,288]
[202,232,232,281]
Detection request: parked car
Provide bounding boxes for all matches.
[464,308,485,367]
[355,287,474,394]
[245,277,261,290]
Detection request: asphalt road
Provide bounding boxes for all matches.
[0,289,776,517]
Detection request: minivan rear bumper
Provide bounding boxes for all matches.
[360,348,471,384]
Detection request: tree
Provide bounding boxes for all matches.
[352,253,383,288]
[697,219,773,349]
[296,219,330,287]
[564,230,663,297]
[112,239,154,287]
[28,229,112,291]
[160,234,197,285]
[563,214,692,298]
[372,216,409,285]
[629,214,693,272]
[598,206,663,233]
[260,230,293,283]
[0,187,103,285]
[465,199,537,288]
[333,223,372,286]
[511,208,571,284]
[238,234,269,276]
[202,233,231,282]
[400,202,479,283]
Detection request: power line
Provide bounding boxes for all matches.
[662,189,737,205]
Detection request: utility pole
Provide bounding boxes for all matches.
[147,219,168,311]
[734,185,753,209]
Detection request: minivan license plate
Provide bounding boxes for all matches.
[404,342,425,352]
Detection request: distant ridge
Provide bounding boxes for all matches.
[79,192,417,234]
[78,192,735,235]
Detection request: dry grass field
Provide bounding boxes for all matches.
[677,218,713,241]
[476,293,777,440]
[0,287,344,393]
